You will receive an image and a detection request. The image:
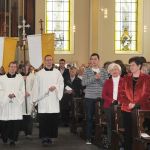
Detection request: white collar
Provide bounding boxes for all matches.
[112,76,120,81]
[92,68,100,73]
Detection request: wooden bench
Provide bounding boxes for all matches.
[112,106,125,150]
[133,110,150,150]
[70,97,85,135]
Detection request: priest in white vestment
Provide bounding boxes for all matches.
[0,61,25,146]
[32,55,64,146]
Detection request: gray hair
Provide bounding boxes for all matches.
[107,63,121,73]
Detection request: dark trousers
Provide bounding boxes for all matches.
[61,109,70,126]
[1,120,20,142]
[85,98,97,139]
[104,108,113,143]
[122,111,133,150]
[21,115,33,136]
[38,113,59,139]
[0,121,1,135]
[60,94,72,125]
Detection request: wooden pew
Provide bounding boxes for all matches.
[111,106,125,150]
[78,99,107,142]
[78,101,150,150]
[94,103,123,149]
[70,97,85,136]
[93,101,118,148]
[112,108,150,150]
[133,110,150,150]
[93,101,107,147]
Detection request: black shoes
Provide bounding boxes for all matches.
[42,138,52,146]
[2,137,8,144]
[9,140,16,146]
[47,138,52,144]
[86,139,92,145]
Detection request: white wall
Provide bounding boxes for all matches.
[143,0,150,61]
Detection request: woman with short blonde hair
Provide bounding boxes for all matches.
[102,63,123,148]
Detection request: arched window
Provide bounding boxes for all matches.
[46,0,74,54]
[115,0,142,54]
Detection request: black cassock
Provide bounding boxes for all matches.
[39,113,59,138]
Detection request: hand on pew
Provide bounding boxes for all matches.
[133,104,141,109]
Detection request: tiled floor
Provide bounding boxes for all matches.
[0,126,103,150]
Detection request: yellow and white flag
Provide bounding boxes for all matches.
[0,37,17,72]
[27,33,54,69]
[0,37,5,68]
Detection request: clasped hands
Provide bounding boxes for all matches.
[25,92,30,97]
[49,86,56,92]
[8,93,16,99]
[128,103,135,109]
[95,73,101,80]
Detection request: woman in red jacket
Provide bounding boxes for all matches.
[120,56,150,150]
[102,63,123,147]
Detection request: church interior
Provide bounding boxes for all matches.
[0,0,150,150]
[0,0,149,65]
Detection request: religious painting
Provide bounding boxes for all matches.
[115,0,142,54]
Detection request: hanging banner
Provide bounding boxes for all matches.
[27,33,54,69]
[0,37,5,68]
[2,37,17,72]
[27,34,43,69]
[42,33,54,59]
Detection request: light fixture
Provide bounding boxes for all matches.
[144,25,148,33]
[73,25,76,32]
[101,8,108,19]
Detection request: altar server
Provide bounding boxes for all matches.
[21,64,35,138]
[0,61,25,146]
[32,55,64,146]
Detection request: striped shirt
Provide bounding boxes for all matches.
[82,67,108,99]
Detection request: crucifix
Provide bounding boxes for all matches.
[18,19,30,114]
[39,19,44,34]
[18,19,30,63]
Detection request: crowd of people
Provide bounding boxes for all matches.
[0,53,150,150]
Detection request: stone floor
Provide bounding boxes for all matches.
[0,126,104,150]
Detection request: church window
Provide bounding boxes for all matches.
[46,0,74,54]
[115,0,142,54]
